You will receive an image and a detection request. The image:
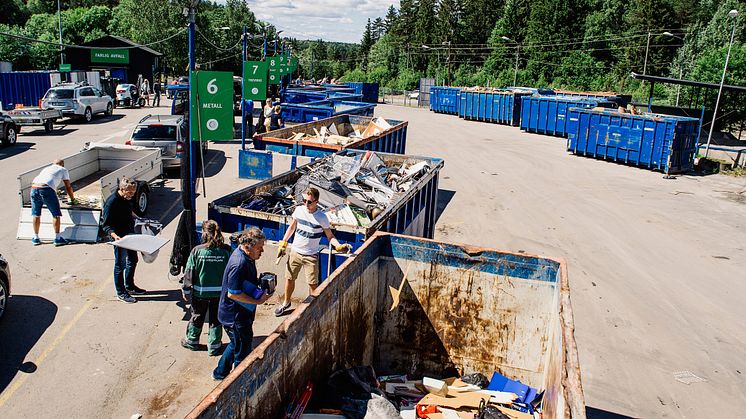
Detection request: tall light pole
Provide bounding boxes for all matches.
[662,32,685,106]
[705,9,739,158]
[501,36,519,86]
[57,0,64,65]
[443,41,452,86]
[643,32,652,75]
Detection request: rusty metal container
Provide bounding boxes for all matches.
[187,232,585,418]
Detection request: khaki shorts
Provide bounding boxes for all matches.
[285,248,319,286]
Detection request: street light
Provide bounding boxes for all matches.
[661,32,687,106]
[500,36,519,86]
[705,9,739,158]
[57,0,63,66]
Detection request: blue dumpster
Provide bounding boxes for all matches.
[458,89,531,126]
[242,115,408,180]
[210,149,444,283]
[0,72,52,110]
[429,86,461,114]
[282,100,375,123]
[567,108,699,174]
[520,96,603,137]
[281,89,326,104]
[345,82,379,103]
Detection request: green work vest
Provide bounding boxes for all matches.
[185,244,232,298]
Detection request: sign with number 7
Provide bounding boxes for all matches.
[243,60,268,101]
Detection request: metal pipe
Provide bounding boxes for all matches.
[241,25,247,151]
[57,0,64,66]
[705,10,739,158]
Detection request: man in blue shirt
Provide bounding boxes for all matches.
[213,227,270,380]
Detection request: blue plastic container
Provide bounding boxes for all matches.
[282,100,375,123]
[429,86,461,115]
[520,96,602,137]
[566,108,699,174]
[210,150,443,283]
[0,72,52,110]
[458,89,531,126]
[345,82,379,103]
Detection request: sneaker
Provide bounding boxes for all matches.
[31,237,41,246]
[181,338,201,351]
[274,302,291,317]
[117,293,137,303]
[53,237,70,247]
[125,286,147,295]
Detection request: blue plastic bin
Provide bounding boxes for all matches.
[566,108,699,174]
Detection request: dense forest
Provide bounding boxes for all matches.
[0,0,744,109]
[340,0,745,109]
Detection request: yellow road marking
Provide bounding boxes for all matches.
[0,275,111,407]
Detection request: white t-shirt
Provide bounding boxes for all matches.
[291,206,330,256]
[32,164,70,190]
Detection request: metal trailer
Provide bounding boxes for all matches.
[6,107,63,133]
[345,82,380,103]
[17,143,163,243]
[0,72,52,111]
[429,86,462,115]
[458,89,532,126]
[210,150,443,282]
[241,115,408,180]
[186,232,585,419]
[566,108,699,174]
[282,100,376,123]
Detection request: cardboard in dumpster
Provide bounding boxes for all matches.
[418,391,489,409]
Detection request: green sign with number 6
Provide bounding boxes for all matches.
[191,71,233,141]
[243,61,268,101]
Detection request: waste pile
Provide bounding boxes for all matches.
[282,117,393,146]
[238,151,432,228]
[284,365,544,419]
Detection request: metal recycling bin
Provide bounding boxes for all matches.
[186,232,585,419]
[241,115,408,180]
[254,114,407,157]
[458,89,531,126]
[210,150,443,282]
[346,82,380,103]
[429,86,461,115]
[281,89,326,104]
[567,108,699,174]
[282,100,376,123]
[520,96,603,137]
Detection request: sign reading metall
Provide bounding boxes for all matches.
[191,71,234,141]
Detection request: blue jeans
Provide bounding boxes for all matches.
[31,187,62,217]
[213,324,253,379]
[113,245,138,295]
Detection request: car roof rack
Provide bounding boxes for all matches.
[138,114,152,124]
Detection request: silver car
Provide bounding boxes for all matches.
[127,115,206,170]
[41,83,114,122]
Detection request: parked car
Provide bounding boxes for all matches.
[114,83,144,108]
[0,252,10,320]
[0,112,19,146]
[41,83,114,122]
[126,114,206,170]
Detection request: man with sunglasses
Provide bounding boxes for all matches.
[274,187,352,317]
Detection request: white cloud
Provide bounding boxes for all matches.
[245,0,399,43]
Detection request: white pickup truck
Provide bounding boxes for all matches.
[17,143,163,243]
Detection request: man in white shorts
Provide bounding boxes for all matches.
[274,187,351,316]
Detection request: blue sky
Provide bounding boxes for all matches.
[244,0,399,43]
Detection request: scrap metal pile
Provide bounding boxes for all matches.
[284,117,393,146]
[239,151,431,227]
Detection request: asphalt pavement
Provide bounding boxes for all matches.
[0,101,745,418]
